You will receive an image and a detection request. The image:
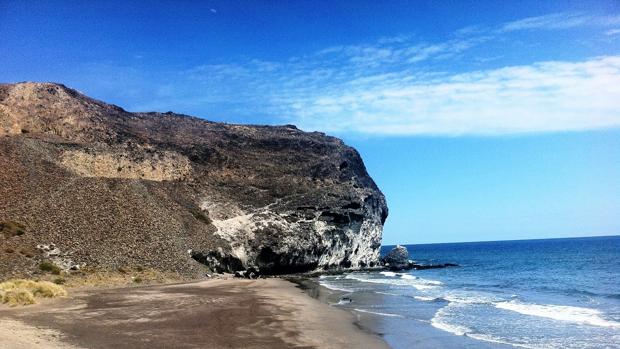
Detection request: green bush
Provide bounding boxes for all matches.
[39,261,61,275]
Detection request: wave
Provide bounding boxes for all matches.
[318,281,354,293]
[442,293,497,305]
[430,305,472,336]
[431,303,542,349]
[345,273,442,291]
[353,308,404,318]
[495,300,620,328]
[466,333,540,349]
[379,271,397,277]
[413,295,440,302]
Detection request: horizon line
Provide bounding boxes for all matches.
[382,233,620,246]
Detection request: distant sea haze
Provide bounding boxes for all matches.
[319,236,620,348]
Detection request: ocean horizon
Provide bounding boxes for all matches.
[317,235,620,348]
[383,234,620,247]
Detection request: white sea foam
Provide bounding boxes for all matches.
[495,301,620,328]
[414,296,437,301]
[432,302,544,349]
[442,293,496,304]
[318,282,354,293]
[353,308,404,318]
[430,305,472,336]
[379,271,397,277]
[467,333,540,349]
[345,273,442,291]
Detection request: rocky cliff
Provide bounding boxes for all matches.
[0,82,387,277]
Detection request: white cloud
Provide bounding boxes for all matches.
[500,13,591,31]
[500,12,620,32]
[70,12,620,136]
[284,56,620,135]
[606,28,620,36]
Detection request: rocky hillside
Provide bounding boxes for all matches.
[0,82,387,277]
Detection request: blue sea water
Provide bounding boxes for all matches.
[318,236,620,348]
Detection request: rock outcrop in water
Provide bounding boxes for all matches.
[382,245,410,270]
[381,245,459,271]
[0,82,388,277]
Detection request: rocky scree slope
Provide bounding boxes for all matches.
[0,82,387,277]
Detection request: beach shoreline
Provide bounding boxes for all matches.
[0,278,388,349]
[295,275,515,349]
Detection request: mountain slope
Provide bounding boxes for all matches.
[0,82,387,277]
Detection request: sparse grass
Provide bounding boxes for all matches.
[39,261,61,275]
[189,208,211,225]
[59,268,186,289]
[0,279,67,306]
[53,277,66,285]
[0,221,26,238]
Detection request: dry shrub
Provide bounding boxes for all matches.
[0,279,67,306]
[0,289,36,306]
[0,221,26,238]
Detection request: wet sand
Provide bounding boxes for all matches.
[293,278,513,349]
[0,278,388,349]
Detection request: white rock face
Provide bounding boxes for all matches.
[195,186,385,274]
[36,243,84,271]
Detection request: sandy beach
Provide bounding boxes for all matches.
[0,278,388,349]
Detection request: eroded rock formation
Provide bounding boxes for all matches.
[0,82,387,277]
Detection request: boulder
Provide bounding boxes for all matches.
[382,245,410,270]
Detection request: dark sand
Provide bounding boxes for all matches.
[0,278,388,349]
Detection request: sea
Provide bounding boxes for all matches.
[315,236,620,348]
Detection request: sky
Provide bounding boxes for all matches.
[1,0,619,244]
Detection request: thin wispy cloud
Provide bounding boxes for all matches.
[500,13,592,32]
[500,12,620,32]
[606,28,620,36]
[286,56,620,135]
[70,12,620,136]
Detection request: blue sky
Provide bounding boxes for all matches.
[1,0,619,243]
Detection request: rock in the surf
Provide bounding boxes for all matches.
[382,245,410,270]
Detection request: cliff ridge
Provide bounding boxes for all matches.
[0,82,388,277]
